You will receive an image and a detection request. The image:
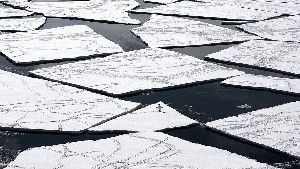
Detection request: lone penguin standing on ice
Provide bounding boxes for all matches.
[156,103,163,112]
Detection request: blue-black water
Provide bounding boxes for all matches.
[0,0,299,168]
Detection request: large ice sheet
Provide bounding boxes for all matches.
[0,70,140,133]
[222,74,300,95]
[205,40,300,75]
[131,15,257,48]
[0,6,33,18]
[89,102,198,132]
[0,25,123,64]
[237,16,300,42]
[31,48,245,96]
[131,1,280,21]
[19,0,140,24]
[5,132,277,169]
[207,101,300,158]
[0,16,46,32]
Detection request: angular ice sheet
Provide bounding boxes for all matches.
[131,15,257,48]
[22,0,140,24]
[89,102,198,132]
[0,6,33,18]
[222,74,300,95]
[237,16,300,42]
[31,48,245,96]
[131,1,280,21]
[5,132,277,169]
[144,0,178,4]
[205,40,300,75]
[0,25,123,64]
[0,16,46,32]
[207,101,300,158]
[0,70,140,133]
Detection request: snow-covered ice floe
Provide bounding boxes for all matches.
[237,16,300,42]
[7,0,140,24]
[0,16,46,32]
[89,102,198,133]
[0,25,123,64]
[30,48,245,96]
[131,15,257,48]
[222,74,300,95]
[144,0,178,4]
[0,70,140,133]
[0,6,33,18]
[205,40,300,76]
[131,1,280,21]
[207,101,300,158]
[5,132,278,169]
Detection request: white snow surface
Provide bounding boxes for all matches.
[0,6,33,17]
[0,25,123,64]
[222,74,300,95]
[0,16,46,32]
[31,48,245,96]
[205,40,300,75]
[5,132,277,169]
[0,70,140,132]
[131,15,257,48]
[89,102,198,132]
[207,101,300,158]
[237,15,300,42]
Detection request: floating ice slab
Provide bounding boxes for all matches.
[89,102,198,132]
[144,0,178,4]
[5,132,277,169]
[0,6,33,18]
[0,70,140,133]
[31,48,245,96]
[205,40,300,75]
[0,16,46,32]
[21,0,140,24]
[131,1,280,21]
[0,25,123,64]
[237,16,300,42]
[207,101,300,158]
[222,74,300,95]
[131,15,257,48]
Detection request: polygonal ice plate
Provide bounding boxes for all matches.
[0,6,33,18]
[0,16,46,32]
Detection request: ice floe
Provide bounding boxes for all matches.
[0,25,123,64]
[31,48,245,96]
[0,70,140,133]
[207,101,300,158]
[237,16,300,42]
[131,1,280,21]
[222,74,300,95]
[89,102,198,132]
[0,16,46,32]
[5,132,277,169]
[131,15,257,48]
[144,0,178,4]
[205,40,300,76]
[0,6,33,18]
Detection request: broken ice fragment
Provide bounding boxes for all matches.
[30,48,245,96]
[207,101,300,158]
[144,0,178,4]
[205,40,300,76]
[89,102,198,132]
[0,25,123,64]
[0,70,140,133]
[5,132,277,169]
[131,15,257,48]
[0,6,33,18]
[0,16,46,32]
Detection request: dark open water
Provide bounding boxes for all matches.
[0,0,299,168]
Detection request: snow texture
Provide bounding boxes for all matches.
[19,0,140,24]
[205,40,300,76]
[0,16,46,32]
[131,15,257,48]
[237,16,300,42]
[0,25,123,64]
[131,1,280,21]
[0,6,33,18]
[207,101,300,158]
[144,0,178,4]
[89,102,198,132]
[5,132,277,169]
[222,74,300,95]
[31,48,245,96]
[0,70,140,133]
